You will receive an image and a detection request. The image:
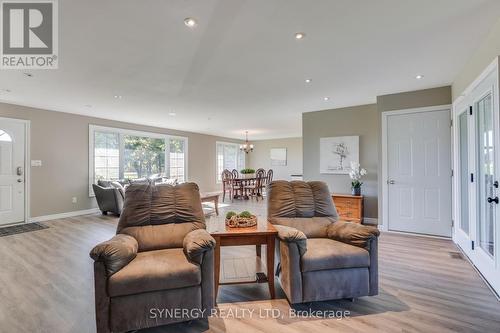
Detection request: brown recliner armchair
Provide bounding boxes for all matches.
[90,183,216,333]
[267,180,380,304]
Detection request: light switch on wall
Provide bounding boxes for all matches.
[72,197,77,204]
[31,160,42,167]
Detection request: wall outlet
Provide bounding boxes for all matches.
[31,160,42,167]
[72,197,77,204]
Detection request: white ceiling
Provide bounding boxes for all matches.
[1,0,500,140]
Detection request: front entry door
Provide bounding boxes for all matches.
[0,119,26,225]
[387,109,452,237]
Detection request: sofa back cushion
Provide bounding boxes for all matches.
[267,181,338,238]
[117,182,205,251]
[267,181,338,218]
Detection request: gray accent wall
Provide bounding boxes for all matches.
[303,86,452,221]
[303,104,379,218]
[0,102,242,218]
[247,137,302,181]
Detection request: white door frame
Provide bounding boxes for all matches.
[452,57,500,295]
[380,105,452,233]
[0,117,30,225]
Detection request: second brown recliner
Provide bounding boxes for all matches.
[267,180,380,304]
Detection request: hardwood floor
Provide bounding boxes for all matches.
[1,198,499,333]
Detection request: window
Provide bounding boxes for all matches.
[168,138,186,182]
[216,142,245,182]
[0,130,12,142]
[123,135,166,179]
[89,125,188,195]
[94,132,120,181]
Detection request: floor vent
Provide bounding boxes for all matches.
[0,222,48,237]
[449,252,464,260]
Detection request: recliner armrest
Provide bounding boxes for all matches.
[273,224,307,256]
[327,221,380,250]
[89,234,138,276]
[183,229,216,265]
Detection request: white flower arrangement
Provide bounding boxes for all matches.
[349,161,367,189]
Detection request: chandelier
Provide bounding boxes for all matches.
[239,131,254,154]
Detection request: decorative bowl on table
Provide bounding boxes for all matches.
[240,168,256,179]
[225,211,257,228]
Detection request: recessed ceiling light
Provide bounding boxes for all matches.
[113,95,122,99]
[323,97,330,101]
[23,73,33,77]
[294,32,305,40]
[416,74,424,80]
[184,18,197,28]
[168,112,176,116]
[305,79,312,83]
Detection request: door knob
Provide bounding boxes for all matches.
[487,197,499,204]
[16,166,23,176]
[387,179,395,185]
[17,179,23,183]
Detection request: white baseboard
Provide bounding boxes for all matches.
[377,224,388,231]
[363,217,378,225]
[30,208,100,222]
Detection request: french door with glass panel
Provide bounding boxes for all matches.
[453,61,500,295]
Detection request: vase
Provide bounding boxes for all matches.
[352,187,361,196]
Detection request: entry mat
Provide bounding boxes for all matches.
[0,222,48,237]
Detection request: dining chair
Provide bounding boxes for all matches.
[261,169,274,196]
[267,169,273,183]
[231,169,239,179]
[245,168,266,200]
[222,169,234,202]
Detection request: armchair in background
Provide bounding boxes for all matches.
[92,180,126,216]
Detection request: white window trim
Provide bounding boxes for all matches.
[89,124,188,196]
[215,141,245,184]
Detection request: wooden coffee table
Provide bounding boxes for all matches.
[209,219,277,299]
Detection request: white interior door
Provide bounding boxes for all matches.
[387,109,452,237]
[0,119,26,225]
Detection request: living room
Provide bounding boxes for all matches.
[1,1,500,332]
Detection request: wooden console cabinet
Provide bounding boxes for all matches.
[332,194,364,224]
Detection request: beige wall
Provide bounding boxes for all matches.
[0,102,242,218]
[303,104,379,218]
[302,86,452,221]
[452,16,500,99]
[247,137,302,181]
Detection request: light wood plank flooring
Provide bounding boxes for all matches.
[0,199,499,333]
